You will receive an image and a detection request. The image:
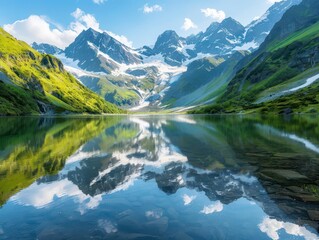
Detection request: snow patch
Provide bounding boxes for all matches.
[234,41,258,51]
[283,73,319,93]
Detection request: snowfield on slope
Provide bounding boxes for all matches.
[256,72,319,104]
[283,73,319,93]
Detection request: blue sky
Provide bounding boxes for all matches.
[0,0,280,49]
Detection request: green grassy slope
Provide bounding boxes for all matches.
[80,75,141,107]
[79,72,158,107]
[162,57,225,107]
[0,28,123,115]
[166,51,249,108]
[191,0,319,114]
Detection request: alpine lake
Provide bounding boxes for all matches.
[0,114,319,240]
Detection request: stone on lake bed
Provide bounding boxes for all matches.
[278,203,303,215]
[286,186,308,193]
[294,194,319,202]
[259,169,310,184]
[272,153,303,158]
[308,210,319,221]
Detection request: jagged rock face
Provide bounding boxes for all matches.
[24,75,45,94]
[152,30,188,66]
[244,0,302,46]
[194,18,245,55]
[23,50,37,60]
[66,31,107,73]
[40,55,64,72]
[36,100,54,114]
[138,45,154,57]
[261,0,319,49]
[32,42,63,55]
[289,44,319,69]
[64,28,142,73]
[153,30,182,54]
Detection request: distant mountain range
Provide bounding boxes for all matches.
[139,0,302,66]
[32,42,63,55]
[28,0,319,114]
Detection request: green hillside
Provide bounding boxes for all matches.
[162,57,225,107]
[80,74,148,107]
[0,28,123,115]
[164,51,249,108]
[191,0,319,114]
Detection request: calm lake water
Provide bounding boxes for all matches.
[0,115,319,240]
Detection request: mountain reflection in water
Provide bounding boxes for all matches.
[0,115,318,240]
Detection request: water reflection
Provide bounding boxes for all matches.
[259,217,319,240]
[0,115,318,239]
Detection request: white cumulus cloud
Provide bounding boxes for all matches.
[200,201,223,214]
[70,8,100,32]
[98,219,118,234]
[11,179,103,214]
[182,18,197,31]
[93,0,106,4]
[3,15,77,50]
[143,4,162,14]
[201,8,226,22]
[3,8,133,49]
[259,217,319,240]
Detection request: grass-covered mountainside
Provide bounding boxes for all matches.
[162,57,225,106]
[191,0,319,114]
[0,28,122,115]
[79,73,156,107]
[163,51,249,108]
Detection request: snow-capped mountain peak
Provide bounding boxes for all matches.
[64,28,142,74]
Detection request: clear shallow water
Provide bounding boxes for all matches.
[0,115,319,240]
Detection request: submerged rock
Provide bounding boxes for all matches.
[259,169,310,184]
[308,210,319,221]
